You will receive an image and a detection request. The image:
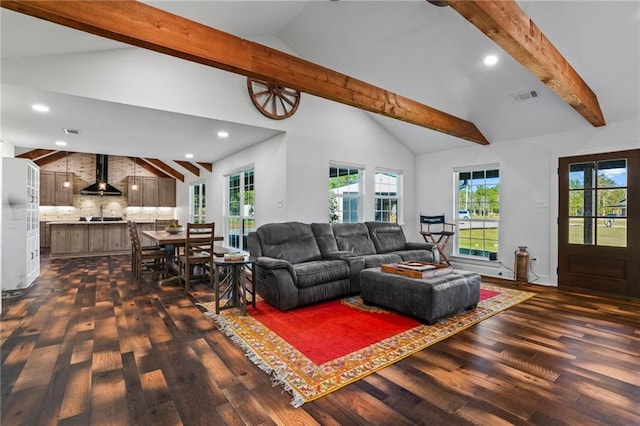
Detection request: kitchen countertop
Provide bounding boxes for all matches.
[47,220,154,225]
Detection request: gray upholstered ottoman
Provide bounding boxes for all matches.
[360,267,481,324]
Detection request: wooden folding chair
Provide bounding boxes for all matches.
[419,214,455,266]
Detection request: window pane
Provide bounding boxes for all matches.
[569,217,595,245]
[455,167,499,259]
[374,171,400,223]
[569,190,595,216]
[597,218,627,247]
[226,169,254,251]
[569,162,595,189]
[330,166,361,223]
[597,159,626,188]
[599,188,627,217]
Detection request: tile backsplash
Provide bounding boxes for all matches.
[40,201,175,222]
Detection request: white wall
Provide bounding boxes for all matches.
[416,118,639,286]
[0,140,16,313]
[207,94,415,230]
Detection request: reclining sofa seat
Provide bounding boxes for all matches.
[248,221,437,311]
[248,222,352,311]
[365,221,438,264]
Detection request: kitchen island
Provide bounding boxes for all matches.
[48,220,155,257]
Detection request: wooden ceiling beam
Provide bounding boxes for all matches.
[197,162,213,173]
[17,149,56,160]
[174,160,200,177]
[1,0,489,146]
[134,158,171,179]
[33,150,68,167]
[442,0,605,127]
[143,158,185,182]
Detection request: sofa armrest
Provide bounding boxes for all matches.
[405,241,439,263]
[405,241,436,251]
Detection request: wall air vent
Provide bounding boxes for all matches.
[509,90,540,104]
[64,128,80,134]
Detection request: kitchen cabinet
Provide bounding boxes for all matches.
[2,158,40,291]
[88,223,127,253]
[127,176,142,206]
[158,177,176,207]
[40,170,74,206]
[127,176,175,207]
[40,222,50,248]
[141,177,158,206]
[50,223,88,255]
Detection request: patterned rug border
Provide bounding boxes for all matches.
[200,284,536,407]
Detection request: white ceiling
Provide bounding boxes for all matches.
[1,1,639,162]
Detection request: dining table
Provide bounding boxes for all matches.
[142,230,226,286]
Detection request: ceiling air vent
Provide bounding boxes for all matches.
[509,90,540,104]
[64,128,80,134]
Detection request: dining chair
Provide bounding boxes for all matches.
[155,218,178,230]
[419,214,455,266]
[155,218,180,259]
[178,222,216,290]
[129,220,167,282]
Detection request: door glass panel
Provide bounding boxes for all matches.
[569,162,595,189]
[597,159,627,188]
[569,217,595,245]
[597,218,627,247]
[599,189,627,217]
[569,190,594,216]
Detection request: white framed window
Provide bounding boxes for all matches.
[329,163,363,223]
[374,169,402,223]
[189,181,206,223]
[455,165,500,259]
[225,167,254,251]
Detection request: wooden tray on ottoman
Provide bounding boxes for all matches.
[381,261,452,279]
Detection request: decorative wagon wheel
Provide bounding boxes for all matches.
[247,78,301,120]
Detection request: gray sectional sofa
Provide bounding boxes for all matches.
[247,221,437,310]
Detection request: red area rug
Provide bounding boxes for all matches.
[200,284,535,407]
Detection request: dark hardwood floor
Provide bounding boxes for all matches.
[2,254,639,425]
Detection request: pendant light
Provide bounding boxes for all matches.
[131,157,138,191]
[62,151,71,188]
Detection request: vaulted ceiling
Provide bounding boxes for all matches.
[2,1,638,169]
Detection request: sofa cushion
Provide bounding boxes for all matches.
[256,222,321,264]
[293,260,350,289]
[363,253,403,268]
[332,223,377,255]
[311,223,339,256]
[365,221,407,253]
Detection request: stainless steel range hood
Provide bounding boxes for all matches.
[80,154,122,196]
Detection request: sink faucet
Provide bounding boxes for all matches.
[99,205,104,221]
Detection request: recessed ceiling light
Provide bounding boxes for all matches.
[217,131,229,138]
[55,140,67,146]
[185,153,194,159]
[32,104,49,113]
[484,55,498,66]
